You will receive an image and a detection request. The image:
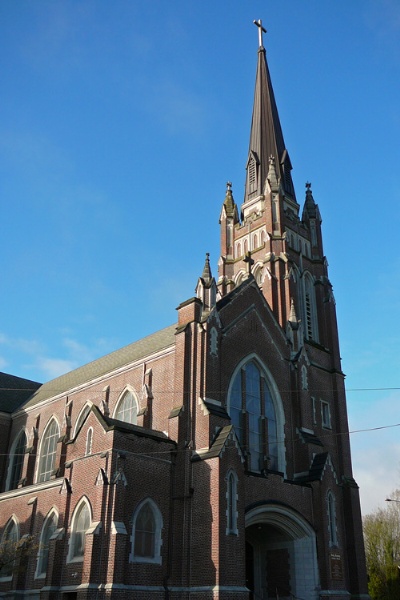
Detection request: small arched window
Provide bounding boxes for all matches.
[7,430,27,491]
[37,419,60,483]
[253,234,258,250]
[0,517,19,578]
[114,390,138,425]
[226,470,238,535]
[301,365,308,390]
[236,242,242,258]
[68,499,91,562]
[327,491,338,546]
[130,499,163,564]
[85,428,93,456]
[36,510,58,578]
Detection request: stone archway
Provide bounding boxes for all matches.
[245,504,320,600]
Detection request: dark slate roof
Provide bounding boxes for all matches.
[295,452,329,484]
[308,452,329,481]
[202,399,230,419]
[192,425,239,462]
[21,324,177,410]
[0,372,42,413]
[92,407,177,445]
[297,429,323,447]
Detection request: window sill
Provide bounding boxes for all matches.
[130,556,162,565]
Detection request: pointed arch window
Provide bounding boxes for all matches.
[37,419,60,483]
[0,517,19,578]
[304,273,318,342]
[247,153,258,195]
[226,470,238,535]
[6,430,27,490]
[130,499,163,564]
[114,390,138,425]
[327,491,338,546]
[85,428,93,456]
[68,499,91,562]
[228,359,281,472]
[36,510,58,578]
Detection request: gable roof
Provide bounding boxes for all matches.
[192,425,244,462]
[0,372,42,413]
[20,324,177,411]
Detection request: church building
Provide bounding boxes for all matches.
[0,22,370,600]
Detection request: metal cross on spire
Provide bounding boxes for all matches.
[253,19,267,48]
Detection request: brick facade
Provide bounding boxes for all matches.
[0,31,370,600]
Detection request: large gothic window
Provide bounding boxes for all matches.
[114,390,138,425]
[229,360,280,472]
[6,430,27,490]
[37,419,60,483]
[130,499,163,564]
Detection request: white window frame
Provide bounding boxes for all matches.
[67,498,92,563]
[0,516,19,580]
[130,499,163,565]
[321,400,331,429]
[113,388,139,425]
[35,509,58,579]
[226,470,238,535]
[227,354,286,476]
[85,428,93,456]
[36,418,60,483]
[6,429,27,491]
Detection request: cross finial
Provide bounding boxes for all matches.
[226,181,232,192]
[253,19,267,48]
[306,181,312,190]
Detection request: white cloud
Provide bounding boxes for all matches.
[35,357,79,380]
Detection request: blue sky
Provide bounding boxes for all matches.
[1,1,399,514]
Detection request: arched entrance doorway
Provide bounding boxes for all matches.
[246,504,320,600]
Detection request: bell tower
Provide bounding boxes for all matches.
[218,20,336,352]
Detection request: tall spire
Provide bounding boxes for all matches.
[244,20,295,204]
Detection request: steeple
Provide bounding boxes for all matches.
[196,253,217,314]
[245,20,296,204]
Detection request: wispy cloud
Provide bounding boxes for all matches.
[0,331,115,382]
[147,79,207,136]
[349,391,400,514]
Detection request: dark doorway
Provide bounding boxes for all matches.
[266,547,291,598]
